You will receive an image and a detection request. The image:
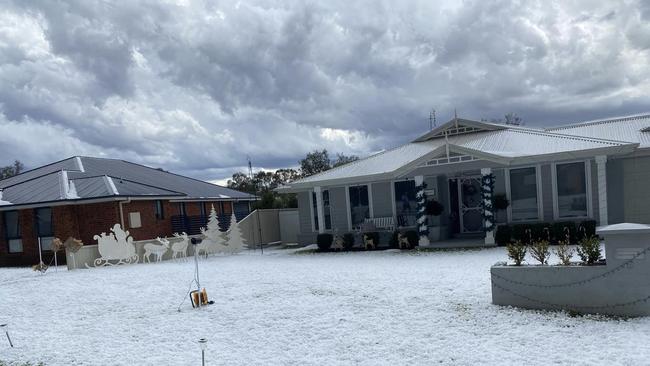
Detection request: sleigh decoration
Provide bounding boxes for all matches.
[87,224,139,267]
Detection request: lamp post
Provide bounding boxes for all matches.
[1,323,13,348]
[198,338,208,366]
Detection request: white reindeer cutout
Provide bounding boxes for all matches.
[171,232,189,260]
[332,235,344,251]
[363,234,376,250]
[143,237,169,263]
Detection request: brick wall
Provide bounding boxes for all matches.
[0,209,39,266]
[121,200,174,241]
[76,202,121,245]
[0,199,246,266]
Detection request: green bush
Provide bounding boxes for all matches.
[530,240,550,264]
[343,233,355,250]
[530,223,552,242]
[577,236,602,265]
[551,221,576,244]
[511,224,534,245]
[495,225,511,246]
[555,239,574,265]
[316,233,333,251]
[405,230,419,248]
[389,230,399,249]
[506,240,527,265]
[577,220,597,241]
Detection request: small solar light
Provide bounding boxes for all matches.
[198,338,208,366]
[1,323,13,348]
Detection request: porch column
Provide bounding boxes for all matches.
[414,175,430,247]
[314,186,326,234]
[481,167,496,245]
[596,155,608,226]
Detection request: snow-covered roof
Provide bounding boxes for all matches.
[281,118,638,191]
[546,113,650,148]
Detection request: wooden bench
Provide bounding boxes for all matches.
[364,217,395,231]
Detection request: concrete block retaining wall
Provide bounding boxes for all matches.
[491,223,650,317]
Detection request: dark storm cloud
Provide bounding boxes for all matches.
[1,0,649,181]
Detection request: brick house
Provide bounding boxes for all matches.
[0,156,257,266]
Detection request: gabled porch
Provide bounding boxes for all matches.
[280,118,638,247]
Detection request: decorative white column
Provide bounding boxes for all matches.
[481,167,496,245]
[414,175,430,247]
[596,155,608,226]
[314,186,326,234]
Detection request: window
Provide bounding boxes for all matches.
[35,208,54,251]
[200,202,207,217]
[394,180,417,227]
[154,200,164,220]
[556,162,588,218]
[509,167,539,221]
[3,211,22,253]
[178,202,186,216]
[312,190,331,231]
[348,185,369,228]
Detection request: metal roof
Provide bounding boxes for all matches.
[546,113,650,148]
[0,156,256,208]
[283,118,639,190]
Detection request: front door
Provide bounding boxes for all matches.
[457,176,483,233]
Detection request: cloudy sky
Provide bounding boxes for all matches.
[1,0,649,182]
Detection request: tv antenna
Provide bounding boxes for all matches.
[429,109,437,130]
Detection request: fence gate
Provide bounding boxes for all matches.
[278,210,299,244]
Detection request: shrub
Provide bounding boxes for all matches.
[552,221,576,244]
[389,230,399,249]
[511,224,533,245]
[577,236,602,265]
[495,225,511,246]
[426,200,445,216]
[316,233,333,251]
[493,194,509,211]
[405,230,419,248]
[506,240,527,266]
[530,239,550,265]
[555,239,574,265]
[343,233,355,250]
[577,220,597,241]
[531,223,552,242]
[361,232,380,250]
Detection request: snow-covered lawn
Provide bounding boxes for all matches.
[2,247,649,365]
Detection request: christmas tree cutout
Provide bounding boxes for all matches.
[226,213,246,253]
[200,205,227,255]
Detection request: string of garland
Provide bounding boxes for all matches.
[481,173,495,232]
[492,281,650,311]
[415,180,429,240]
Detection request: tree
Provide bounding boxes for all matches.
[504,112,523,126]
[0,160,24,180]
[300,149,331,177]
[227,172,256,193]
[486,113,524,126]
[333,153,359,168]
[272,168,301,186]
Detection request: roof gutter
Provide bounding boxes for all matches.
[0,195,186,212]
